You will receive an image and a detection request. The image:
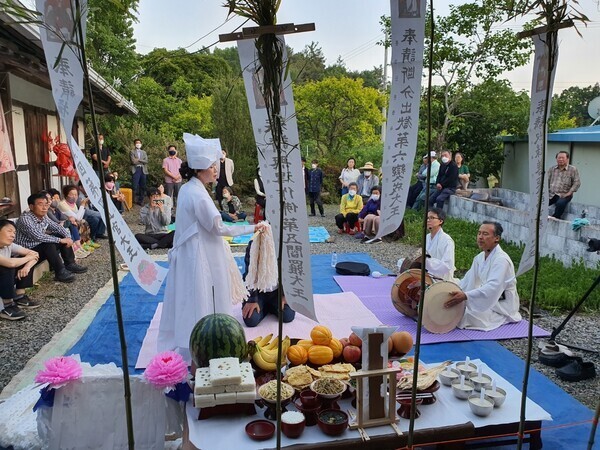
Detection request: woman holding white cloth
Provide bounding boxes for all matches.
[158,134,266,360]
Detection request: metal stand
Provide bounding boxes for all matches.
[548,273,600,353]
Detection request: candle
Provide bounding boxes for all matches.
[460,375,465,388]
[477,365,482,378]
[492,380,497,393]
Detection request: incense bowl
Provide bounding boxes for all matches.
[451,379,474,400]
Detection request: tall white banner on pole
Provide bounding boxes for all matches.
[0,93,16,175]
[377,0,427,239]
[238,38,317,322]
[36,0,167,294]
[517,35,557,276]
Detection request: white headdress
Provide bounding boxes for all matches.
[183,133,222,170]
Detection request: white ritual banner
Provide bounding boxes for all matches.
[36,0,167,294]
[238,38,317,321]
[516,35,557,276]
[0,93,16,175]
[377,0,427,239]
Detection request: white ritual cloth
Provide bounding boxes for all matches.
[158,177,253,361]
[459,245,522,331]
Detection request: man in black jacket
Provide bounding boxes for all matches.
[429,150,458,209]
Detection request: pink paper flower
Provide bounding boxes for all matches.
[34,356,82,388]
[144,351,189,391]
[137,259,158,285]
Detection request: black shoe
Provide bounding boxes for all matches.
[55,268,75,283]
[309,213,316,217]
[320,214,325,217]
[538,351,573,368]
[95,234,108,240]
[555,357,596,381]
[65,263,87,274]
[0,302,26,320]
[15,295,41,310]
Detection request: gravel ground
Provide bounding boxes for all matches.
[1,202,598,411]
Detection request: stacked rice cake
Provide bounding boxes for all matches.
[194,358,256,408]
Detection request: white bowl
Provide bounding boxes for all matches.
[485,387,507,407]
[451,379,474,400]
[455,362,477,378]
[470,373,492,392]
[310,379,346,399]
[468,394,494,417]
[439,368,461,386]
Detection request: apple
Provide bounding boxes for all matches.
[348,332,362,347]
[339,337,350,348]
[343,345,362,363]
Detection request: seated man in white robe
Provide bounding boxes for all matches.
[445,221,522,331]
[425,208,455,281]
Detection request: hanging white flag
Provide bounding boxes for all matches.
[0,93,16,175]
[36,0,167,294]
[517,35,557,276]
[238,38,317,322]
[377,0,427,239]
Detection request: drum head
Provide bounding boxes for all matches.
[399,253,422,273]
[422,281,465,334]
[391,269,433,318]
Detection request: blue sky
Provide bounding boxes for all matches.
[133,1,600,98]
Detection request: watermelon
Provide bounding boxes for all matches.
[189,313,248,367]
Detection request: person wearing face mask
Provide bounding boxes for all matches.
[130,138,148,206]
[357,186,382,242]
[57,185,94,254]
[158,135,267,360]
[162,145,183,204]
[104,174,124,213]
[335,182,363,234]
[428,150,458,209]
[339,157,360,195]
[357,162,380,203]
[89,133,111,174]
[254,167,267,221]
[307,159,325,217]
[220,186,247,222]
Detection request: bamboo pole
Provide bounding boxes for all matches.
[407,1,435,447]
[588,397,600,450]
[74,1,135,448]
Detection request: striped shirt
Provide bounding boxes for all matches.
[548,164,581,197]
[15,210,70,249]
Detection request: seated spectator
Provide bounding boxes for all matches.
[254,167,266,220]
[454,152,470,190]
[47,189,89,258]
[135,188,174,250]
[335,181,363,234]
[16,192,87,283]
[412,152,440,211]
[157,184,175,224]
[76,182,107,241]
[429,150,458,209]
[57,185,95,253]
[0,219,41,320]
[357,162,379,203]
[220,186,247,223]
[241,239,295,327]
[357,186,381,242]
[105,174,125,213]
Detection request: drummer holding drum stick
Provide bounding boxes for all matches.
[445,221,522,332]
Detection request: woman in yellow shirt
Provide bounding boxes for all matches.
[335,182,363,234]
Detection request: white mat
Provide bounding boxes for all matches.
[135,292,382,369]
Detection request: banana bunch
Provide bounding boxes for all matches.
[251,334,291,372]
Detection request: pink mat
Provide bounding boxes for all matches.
[135,292,382,369]
[333,275,550,344]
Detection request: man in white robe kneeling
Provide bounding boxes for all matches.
[425,207,455,281]
[445,221,522,331]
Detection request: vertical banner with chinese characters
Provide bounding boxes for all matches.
[36,0,167,294]
[376,0,427,239]
[516,35,557,276]
[238,38,317,322]
[0,93,16,175]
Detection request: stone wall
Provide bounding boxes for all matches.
[446,188,600,269]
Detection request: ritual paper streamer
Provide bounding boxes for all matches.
[517,35,557,276]
[238,38,317,321]
[36,0,167,294]
[0,93,16,175]
[377,0,427,239]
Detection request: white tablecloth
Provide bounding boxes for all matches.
[186,359,551,450]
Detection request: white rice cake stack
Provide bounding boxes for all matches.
[209,357,242,386]
[214,392,237,405]
[235,390,257,404]
[194,368,225,395]
[225,362,255,393]
[194,393,216,408]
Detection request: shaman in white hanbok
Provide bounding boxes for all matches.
[425,228,455,281]
[158,177,254,360]
[458,245,522,331]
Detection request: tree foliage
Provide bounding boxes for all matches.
[550,83,600,129]
[295,77,386,157]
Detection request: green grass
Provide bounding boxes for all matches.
[402,209,600,311]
